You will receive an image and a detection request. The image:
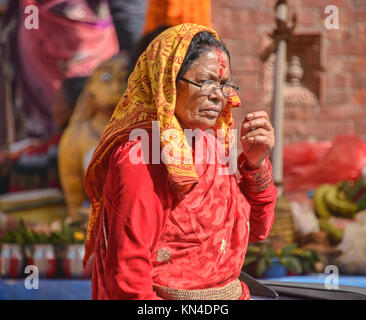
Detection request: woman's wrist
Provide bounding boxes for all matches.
[238,154,273,192]
[238,155,266,171]
[246,159,266,171]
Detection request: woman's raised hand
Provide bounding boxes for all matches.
[240,111,275,170]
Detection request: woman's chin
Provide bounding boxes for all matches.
[177,115,219,131]
[200,116,219,129]
[190,119,218,131]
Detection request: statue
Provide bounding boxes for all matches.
[58,54,129,220]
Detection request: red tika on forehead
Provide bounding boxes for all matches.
[215,47,227,78]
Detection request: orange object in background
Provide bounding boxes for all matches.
[143,0,211,35]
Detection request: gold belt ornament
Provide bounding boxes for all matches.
[153,279,243,300]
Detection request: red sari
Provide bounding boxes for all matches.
[91,133,277,300]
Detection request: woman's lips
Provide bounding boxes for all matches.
[200,108,221,118]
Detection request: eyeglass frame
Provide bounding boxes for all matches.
[178,76,239,98]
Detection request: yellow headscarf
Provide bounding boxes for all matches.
[83,24,241,266]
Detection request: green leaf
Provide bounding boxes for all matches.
[49,232,62,245]
[14,231,24,244]
[244,256,259,266]
[281,243,297,257]
[295,250,313,260]
[279,257,303,274]
[36,233,48,244]
[1,230,16,243]
[256,258,268,278]
[60,222,75,244]
[266,257,273,269]
[262,244,276,259]
[23,229,36,244]
[18,219,26,233]
[29,230,38,243]
[311,250,320,262]
[301,260,316,274]
[246,245,261,255]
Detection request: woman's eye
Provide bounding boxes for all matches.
[203,79,217,85]
[100,72,113,83]
[195,79,206,84]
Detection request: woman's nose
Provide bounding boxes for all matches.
[208,87,224,102]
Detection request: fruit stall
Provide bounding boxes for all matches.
[242,135,366,282]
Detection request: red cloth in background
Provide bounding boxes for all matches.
[283,134,366,193]
[17,0,119,137]
[91,136,277,300]
[8,133,62,192]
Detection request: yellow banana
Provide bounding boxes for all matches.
[324,185,358,219]
[313,184,333,219]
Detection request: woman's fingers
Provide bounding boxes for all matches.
[242,118,272,132]
[241,126,275,149]
[245,111,269,122]
[241,117,274,136]
[241,110,274,147]
[240,111,275,169]
[242,134,270,145]
[241,128,272,142]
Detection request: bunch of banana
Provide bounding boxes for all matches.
[313,184,334,219]
[313,183,359,220]
[324,183,359,219]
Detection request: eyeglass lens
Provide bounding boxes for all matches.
[201,81,236,97]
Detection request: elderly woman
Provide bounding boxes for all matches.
[83,24,277,300]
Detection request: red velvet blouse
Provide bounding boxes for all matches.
[91,135,277,300]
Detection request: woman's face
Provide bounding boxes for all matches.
[175,48,231,130]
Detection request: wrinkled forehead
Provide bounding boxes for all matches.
[189,48,231,78]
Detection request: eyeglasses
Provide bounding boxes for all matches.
[178,77,239,98]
